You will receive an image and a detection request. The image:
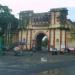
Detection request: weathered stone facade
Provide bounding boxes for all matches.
[18,8,75,51]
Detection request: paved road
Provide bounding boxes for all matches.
[0,60,75,75]
[0,54,75,75]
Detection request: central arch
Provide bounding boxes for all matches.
[35,33,48,51]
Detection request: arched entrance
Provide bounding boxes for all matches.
[35,33,48,51]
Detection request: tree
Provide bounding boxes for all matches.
[0,4,19,49]
[19,11,33,29]
[0,4,18,34]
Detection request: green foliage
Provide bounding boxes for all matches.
[21,15,29,28]
[0,4,11,13]
[19,12,31,29]
[0,4,18,34]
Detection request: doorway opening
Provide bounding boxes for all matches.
[36,33,48,51]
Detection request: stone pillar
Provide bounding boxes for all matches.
[30,29,32,50]
[60,30,62,50]
[53,29,55,48]
[48,30,51,50]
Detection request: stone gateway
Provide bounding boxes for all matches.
[17,8,75,51]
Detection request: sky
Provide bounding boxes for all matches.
[0,0,75,21]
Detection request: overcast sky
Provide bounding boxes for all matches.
[0,0,75,21]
